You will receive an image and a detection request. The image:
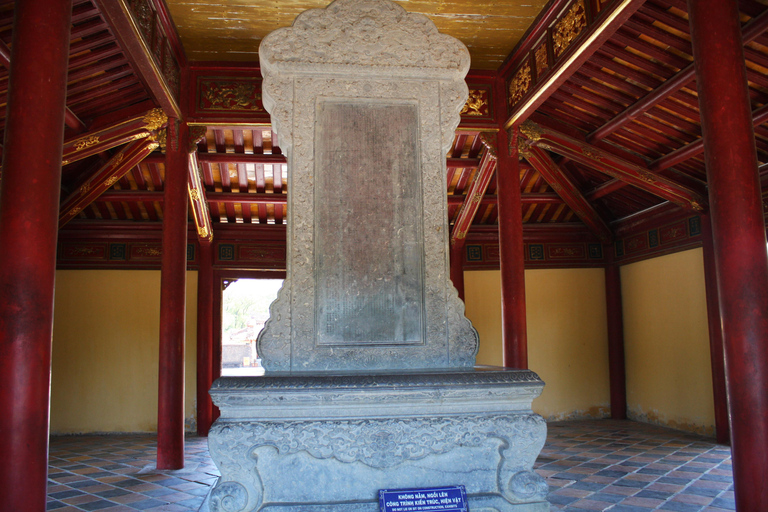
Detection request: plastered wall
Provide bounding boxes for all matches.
[51,270,198,434]
[621,248,715,436]
[464,268,611,421]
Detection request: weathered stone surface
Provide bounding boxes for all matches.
[207,2,550,511]
[208,369,549,512]
[257,0,477,372]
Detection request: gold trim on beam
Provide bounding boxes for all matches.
[505,0,639,129]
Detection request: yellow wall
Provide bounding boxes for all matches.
[51,270,198,434]
[465,269,611,420]
[621,248,715,436]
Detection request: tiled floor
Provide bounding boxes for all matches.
[540,420,734,512]
[46,419,734,512]
[47,435,219,512]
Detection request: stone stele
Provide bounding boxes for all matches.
[206,0,549,511]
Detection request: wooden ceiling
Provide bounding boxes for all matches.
[3,0,768,258]
[165,0,551,68]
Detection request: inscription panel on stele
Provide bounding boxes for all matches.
[314,100,424,347]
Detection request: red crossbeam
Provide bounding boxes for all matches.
[59,137,159,227]
[524,146,613,242]
[520,120,707,212]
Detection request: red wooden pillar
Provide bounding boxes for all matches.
[604,262,627,420]
[495,78,528,369]
[688,1,768,509]
[0,0,72,510]
[450,242,466,301]
[700,215,730,445]
[157,119,189,469]
[197,240,215,436]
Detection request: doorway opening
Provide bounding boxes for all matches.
[220,278,283,376]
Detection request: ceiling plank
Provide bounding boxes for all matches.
[591,102,768,196]
[93,0,182,117]
[588,7,768,143]
[519,120,708,212]
[505,0,647,127]
[451,134,498,246]
[523,146,613,243]
[59,137,159,228]
[62,108,167,166]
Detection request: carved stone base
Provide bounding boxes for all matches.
[207,369,550,512]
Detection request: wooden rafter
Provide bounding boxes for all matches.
[523,146,612,243]
[588,8,768,143]
[519,120,708,212]
[450,133,498,246]
[504,0,646,127]
[59,137,159,227]
[589,102,768,199]
[62,108,167,166]
[93,0,184,117]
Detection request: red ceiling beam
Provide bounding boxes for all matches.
[0,39,86,131]
[59,137,159,227]
[62,108,167,166]
[450,134,498,245]
[524,145,613,242]
[588,7,768,143]
[520,120,708,212]
[504,0,646,127]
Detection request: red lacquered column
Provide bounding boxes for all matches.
[495,78,528,369]
[604,262,627,420]
[700,215,730,445]
[196,240,214,436]
[450,242,466,301]
[0,1,71,510]
[688,1,768,509]
[157,119,189,469]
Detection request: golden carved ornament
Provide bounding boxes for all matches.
[519,120,544,143]
[156,129,167,152]
[79,182,92,194]
[455,230,467,240]
[478,131,498,158]
[189,126,207,152]
[461,89,488,116]
[143,108,168,132]
[535,44,549,76]
[202,81,263,112]
[198,226,209,238]
[509,62,532,107]
[470,192,483,205]
[553,0,587,58]
[74,135,100,152]
[517,137,533,159]
[70,207,83,216]
[104,176,120,188]
[189,189,201,201]
[691,201,704,212]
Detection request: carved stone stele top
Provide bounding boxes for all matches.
[258,0,478,372]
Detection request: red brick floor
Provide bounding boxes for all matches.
[46,420,734,511]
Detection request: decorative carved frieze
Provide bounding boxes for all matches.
[553,0,588,57]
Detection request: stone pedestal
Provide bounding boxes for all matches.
[208,369,549,512]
